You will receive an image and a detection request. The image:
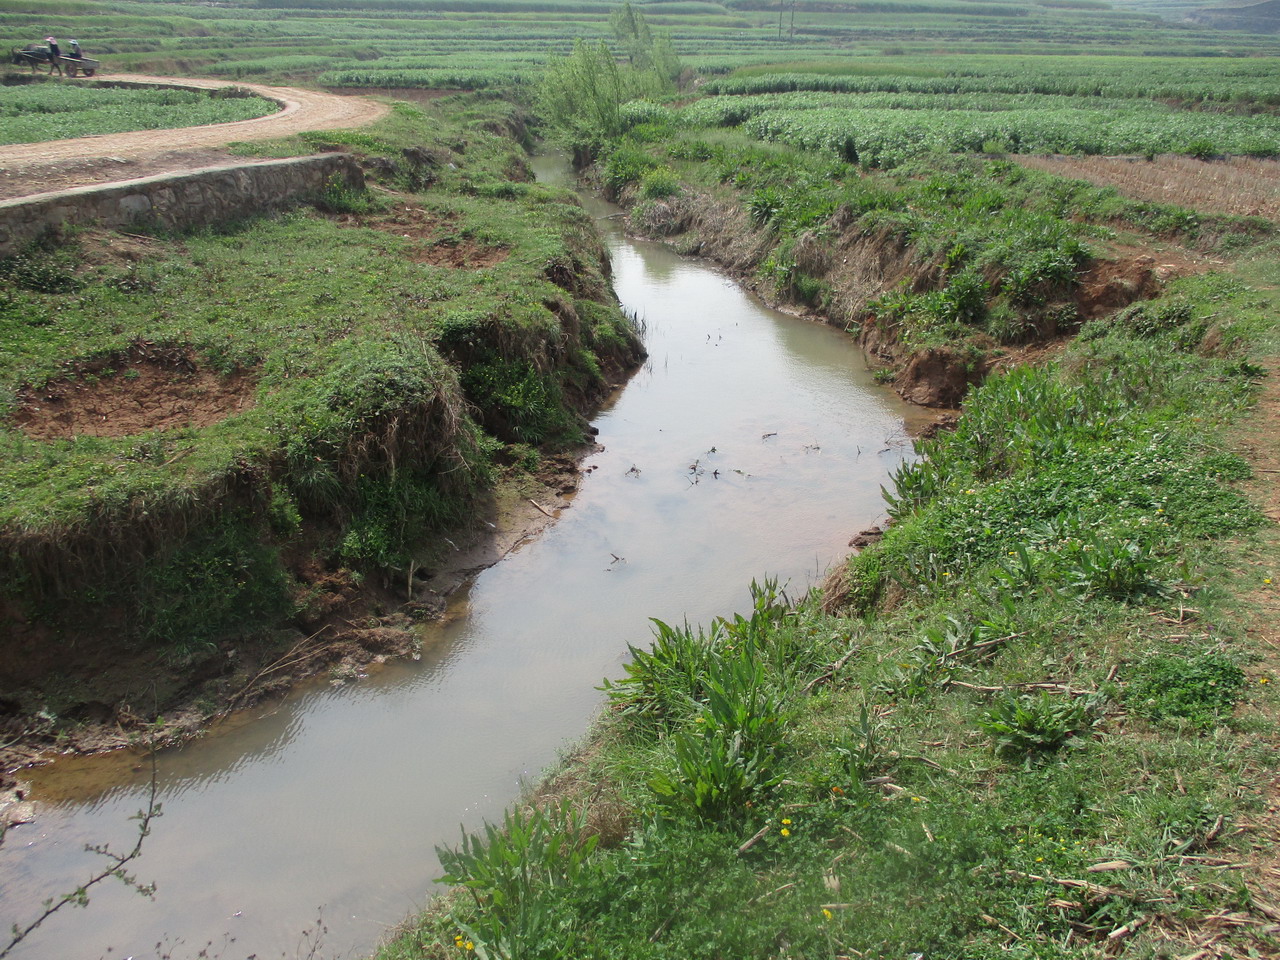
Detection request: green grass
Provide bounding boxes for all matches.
[0,81,276,144]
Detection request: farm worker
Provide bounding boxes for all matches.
[69,39,82,58]
[44,37,62,76]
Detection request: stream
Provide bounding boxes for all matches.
[0,155,916,960]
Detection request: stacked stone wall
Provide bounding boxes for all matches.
[0,154,363,256]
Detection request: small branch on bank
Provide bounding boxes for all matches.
[219,625,331,716]
[738,824,771,855]
[0,740,162,959]
[528,498,555,519]
[980,912,1023,941]
[802,643,860,694]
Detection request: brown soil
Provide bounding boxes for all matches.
[334,203,509,269]
[0,148,240,202]
[1015,154,1280,222]
[0,74,390,201]
[414,238,508,269]
[12,344,257,440]
[894,347,987,408]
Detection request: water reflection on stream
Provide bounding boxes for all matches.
[1,155,915,959]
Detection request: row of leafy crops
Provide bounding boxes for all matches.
[738,103,1280,165]
[701,56,1280,104]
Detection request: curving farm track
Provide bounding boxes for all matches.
[0,74,389,199]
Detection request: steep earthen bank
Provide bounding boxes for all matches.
[0,149,645,787]
[604,174,1193,410]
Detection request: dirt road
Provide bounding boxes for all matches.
[0,75,389,199]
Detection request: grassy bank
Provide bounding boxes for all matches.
[582,88,1274,407]
[0,92,642,735]
[380,245,1280,958]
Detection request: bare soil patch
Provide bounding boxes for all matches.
[1016,154,1280,221]
[335,203,509,268]
[12,343,256,440]
[414,238,509,269]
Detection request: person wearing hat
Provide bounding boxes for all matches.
[44,36,62,75]
[68,39,82,58]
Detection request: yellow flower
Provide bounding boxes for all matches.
[780,828,791,837]
[782,818,792,825]
[1261,677,1271,684]
[822,908,834,921]
[1266,578,1273,585]
[465,942,474,952]
[455,936,464,946]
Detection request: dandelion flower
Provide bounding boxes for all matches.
[822,909,834,921]
[465,942,475,952]
[780,828,791,837]
[782,818,792,825]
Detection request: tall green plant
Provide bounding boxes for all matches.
[537,12,681,154]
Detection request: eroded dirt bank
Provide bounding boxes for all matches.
[605,173,1212,411]
[0,125,645,792]
[0,446,608,793]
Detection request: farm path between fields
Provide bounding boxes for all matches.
[0,74,389,200]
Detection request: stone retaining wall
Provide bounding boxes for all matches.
[0,154,364,256]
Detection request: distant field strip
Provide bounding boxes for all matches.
[701,57,1280,102]
[0,84,277,146]
[1016,154,1280,220]
[737,103,1280,164]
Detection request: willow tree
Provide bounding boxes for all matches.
[537,6,680,160]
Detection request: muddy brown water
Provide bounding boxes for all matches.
[0,156,916,960]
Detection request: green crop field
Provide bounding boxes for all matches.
[0,81,276,144]
[3,0,1278,91]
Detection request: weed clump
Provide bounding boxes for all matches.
[1125,653,1246,729]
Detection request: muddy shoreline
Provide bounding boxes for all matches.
[0,440,606,807]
